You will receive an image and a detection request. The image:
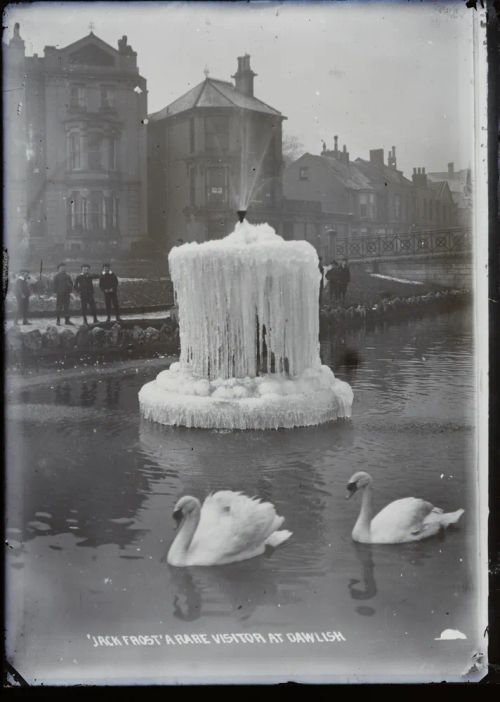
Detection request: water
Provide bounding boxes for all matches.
[5,310,480,684]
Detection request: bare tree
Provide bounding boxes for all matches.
[282,133,305,167]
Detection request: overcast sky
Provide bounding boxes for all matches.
[4,1,475,177]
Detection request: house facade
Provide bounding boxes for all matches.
[147,55,285,250]
[3,25,148,266]
[283,139,458,260]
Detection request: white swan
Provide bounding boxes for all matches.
[167,491,292,566]
[346,471,464,544]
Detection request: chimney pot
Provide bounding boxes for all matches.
[233,54,256,97]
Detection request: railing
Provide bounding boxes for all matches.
[332,228,472,261]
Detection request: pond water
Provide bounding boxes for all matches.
[5,310,482,684]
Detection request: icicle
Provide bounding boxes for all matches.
[139,220,353,429]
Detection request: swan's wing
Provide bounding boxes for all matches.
[370,497,437,542]
[191,491,284,560]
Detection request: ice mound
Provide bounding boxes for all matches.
[139,362,353,430]
[139,220,353,429]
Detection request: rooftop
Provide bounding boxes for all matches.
[149,76,283,121]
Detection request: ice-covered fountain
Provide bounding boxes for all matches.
[139,215,353,430]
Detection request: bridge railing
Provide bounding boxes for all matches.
[332,227,472,261]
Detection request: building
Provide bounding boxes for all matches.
[3,25,148,266]
[411,167,457,229]
[427,162,472,226]
[283,139,459,260]
[147,55,285,250]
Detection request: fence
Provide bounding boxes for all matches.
[332,227,472,262]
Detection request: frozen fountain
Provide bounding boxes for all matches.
[138,216,353,430]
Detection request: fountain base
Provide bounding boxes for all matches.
[139,362,353,430]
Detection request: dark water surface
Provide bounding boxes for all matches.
[5,310,482,683]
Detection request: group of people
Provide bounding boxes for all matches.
[13,263,122,326]
[319,258,351,304]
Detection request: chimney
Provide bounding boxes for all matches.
[369,149,384,167]
[334,135,339,153]
[232,54,257,97]
[448,162,454,175]
[388,145,397,169]
[341,144,350,164]
[412,167,427,187]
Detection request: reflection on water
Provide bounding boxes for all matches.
[5,310,479,682]
[348,543,377,610]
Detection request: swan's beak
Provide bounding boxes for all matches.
[345,483,357,500]
[173,509,183,529]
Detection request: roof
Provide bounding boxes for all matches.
[427,170,472,210]
[354,158,413,188]
[149,77,283,121]
[321,155,374,191]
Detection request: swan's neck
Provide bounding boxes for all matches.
[353,485,373,542]
[168,508,200,564]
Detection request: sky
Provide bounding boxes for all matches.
[3,1,476,178]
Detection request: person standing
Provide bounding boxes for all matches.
[318,256,324,305]
[99,263,121,323]
[14,269,32,325]
[326,260,339,304]
[339,259,351,303]
[53,262,74,325]
[74,264,99,326]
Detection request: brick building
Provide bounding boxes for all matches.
[3,25,148,267]
[147,55,285,250]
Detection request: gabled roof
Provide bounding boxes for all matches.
[428,180,448,198]
[51,31,120,59]
[149,77,283,122]
[354,158,413,188]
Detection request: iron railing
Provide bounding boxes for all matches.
[332,227,472,261]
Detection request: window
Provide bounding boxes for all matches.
[207,166,227,204]
[100,86,114,109]
[189,166,196,207]
[88,133,103,171]
[68,192,88,230]
[189,118,195,153]
[108,136,117,171]
[104,195,119,229]
[70,85,86,109]
[359,192,376,220]
[205,116,229,152]
[90,191,102,229]
[394,194,401,221]
[69,132,81,170]
[299,167,309,181]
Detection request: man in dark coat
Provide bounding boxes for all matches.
[318,256,324,305]
[99,263,121,323]
[74,264,99,326]
[326,260,339,303]
[14,269,32,325]
[338,260,351,302]
[53,262,74,325]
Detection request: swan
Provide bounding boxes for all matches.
[166,491,292,566]
[346,471,464,544]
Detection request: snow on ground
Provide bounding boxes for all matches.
[369,273,424,285]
